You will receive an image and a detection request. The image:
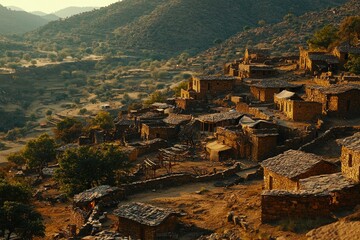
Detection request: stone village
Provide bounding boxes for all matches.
[12,41,360,240]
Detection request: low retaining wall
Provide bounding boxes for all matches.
[300,126,360,152]
[122,163,242,195]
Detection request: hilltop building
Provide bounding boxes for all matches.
[306,84,360,118]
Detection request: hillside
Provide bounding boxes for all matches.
[193,0,360,73]
[53,7,96,18]
[0,5,49,35]
[26,0,349,57]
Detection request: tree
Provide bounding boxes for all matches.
[56,145,130,195]
[0,180,43,240]
[144,91,167,105]
[0,201,45,240]
[0,180,30,205]
[7,152,26,166]
[92,111,115,132]
[307,25,339,50]
[172,81,188,97]
[339,16,360,45]
[23,134,56,173]
[54,117,83,143]
[344,54,360,74]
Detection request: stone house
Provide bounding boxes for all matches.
[180,75,237,101]
[114,202,178,240]
[332,43,360,67]
[306,84,360,118]
[207,117,279,162]
[250,80,299,103]
[261,150,338,191]
[196,112,243,132]
[243,48,271,64]
[238,63,277,78]
[140,121,178,141]
[338,133,360,182]
[206,141,234,161]
[261,173,360,223]
[299,48,339,74]
[73,185,124,212]
[274,90,322,122]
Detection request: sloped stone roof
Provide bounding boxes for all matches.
[337,132,360,152]
[197,112,243,123]
[74,185,120,204]
[195,75,238,81]
[113,202,176,227]
[261,150,329,180]
[320,84,360,95]
[163,114,192,125]
[251,79,298,89]
[299,173,355,195]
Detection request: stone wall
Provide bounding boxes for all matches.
[341,146,360,182]
[261,192,331,223]
[251,134,278,162]
[261,185,360,223]
[250,87,280,102]
[291,101,322,122]
[300,126,360,153]
[122,163,242,195]
[140,124,178,141]
[235,102,273,120]
[263,169,298,191]
[71,208,89,229]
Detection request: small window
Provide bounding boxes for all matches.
[269,176,273,190]
[348,154,353,167]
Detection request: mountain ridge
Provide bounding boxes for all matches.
[25,0,349,56]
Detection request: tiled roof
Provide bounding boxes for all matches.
[113,202,176,226]
[261,150,329,180]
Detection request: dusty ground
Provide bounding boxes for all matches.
[34,178,306,240]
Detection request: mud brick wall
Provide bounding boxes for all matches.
[261,192,331,223]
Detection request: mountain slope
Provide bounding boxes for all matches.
[193,0,360,73]
[0,5,49,35]
[26,0,349,56]
[53,7,96,18]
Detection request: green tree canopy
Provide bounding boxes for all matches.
[0,201,45,240]
[345,54,360,74]
[339,16,360,45]
[54,117,83,143]
[23,134,56,173]
[56,145,130,195]
[92,111,115,132]
[172,81,188,97]
[144,91,167,105]
[0,180,44,240]
[307,24,339,50]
